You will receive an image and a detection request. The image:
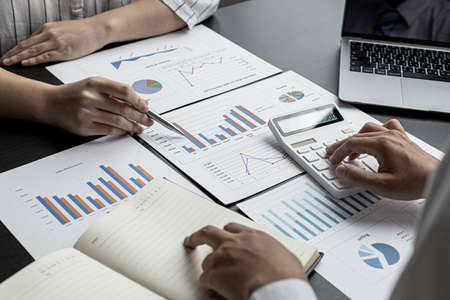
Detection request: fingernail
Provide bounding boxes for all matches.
[329,154,336,164]
[137,126,144,134]
[141,100,149,112]
[146,118,153,126]
[3,59,10,65]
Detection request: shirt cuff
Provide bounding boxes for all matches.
[250,279,318,300]
[159,0,219,29]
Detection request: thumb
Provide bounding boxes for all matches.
[335,164,383,190]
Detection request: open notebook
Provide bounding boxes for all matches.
[0,178,320,300]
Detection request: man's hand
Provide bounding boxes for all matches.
[1,18,107,66]
[184,223,307,300]
[44,77,153,136]
[326,120,438,200]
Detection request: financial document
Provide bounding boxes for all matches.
[238,175,423,300]
[139,71,442,205]
[47,25,280,113]
[138,72,346,204]
[0,136,200,259]
[231,72,444,300]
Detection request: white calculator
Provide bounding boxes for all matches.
[268,103,378,199]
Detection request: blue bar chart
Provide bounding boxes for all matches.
[239,176,382,242]
[174,105,266,153]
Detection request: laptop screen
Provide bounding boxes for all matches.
[342,0,450,47]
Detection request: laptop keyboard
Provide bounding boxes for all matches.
[350,41,450,82]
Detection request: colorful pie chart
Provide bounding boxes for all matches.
[279,90,305,103]
[132,79,163,95]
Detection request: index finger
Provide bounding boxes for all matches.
[223,222,254,233]
[329,136,381,165]
[326,131,381,155]
[184,225,233,250]
[326,123,388,156]
[85,77,148,113]
[383,119,405,132]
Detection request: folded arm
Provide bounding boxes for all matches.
[1,0,219,66]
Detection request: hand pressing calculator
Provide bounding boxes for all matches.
[269,103,378,199]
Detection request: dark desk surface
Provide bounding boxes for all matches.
[1,0,449,299]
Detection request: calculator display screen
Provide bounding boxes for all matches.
[276,105,343,136]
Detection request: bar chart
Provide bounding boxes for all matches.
[0,136,199,258]
[139,72,329,204]
[175,105,266,153]
[36,164,153,225]
[239,175,383,242]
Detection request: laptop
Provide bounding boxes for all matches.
[339,0,450,113]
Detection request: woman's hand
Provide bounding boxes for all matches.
[184,223,307,300]
[1,18,108,66]
[326,120,438,200]
[43,77,153,136]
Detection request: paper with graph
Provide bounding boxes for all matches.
[0,136,200,259]
[238,174,423,300]
[138,70,444,205]
[138,72,339,204]
[47,25,280,113]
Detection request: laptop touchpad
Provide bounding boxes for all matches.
[402,78,450,111]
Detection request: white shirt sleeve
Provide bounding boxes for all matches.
[250,279,318,300]
[160,0,220,29]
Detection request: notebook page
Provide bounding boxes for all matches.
[75,178,318,300]
[0,248,164,300]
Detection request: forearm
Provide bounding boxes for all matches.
[89,0,186,46]
[0,68,53,123]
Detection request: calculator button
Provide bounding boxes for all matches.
[361,156,378,172]
[322,170,336,180]
[341,128,355,134]
[332,180,350,190]
[323,140,336,147]
[317,149,328,159]
[310,144,323,150]
[296,147,310,154]
[312,161,330,171]
[345,160,368,170]
[303,153,319,163]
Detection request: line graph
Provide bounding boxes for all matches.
[240,153,288,175]
[198,140,301,191]
[111,48,178,70]
[49,25,280,114]
[161,52,257,89]
[138,72,320,204]
[178,57,224,87]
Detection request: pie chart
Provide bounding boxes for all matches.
[279,91,305,103]
[132,79,163,95]
[359,243,400,269]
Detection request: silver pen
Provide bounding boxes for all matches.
[146,110,184,136]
